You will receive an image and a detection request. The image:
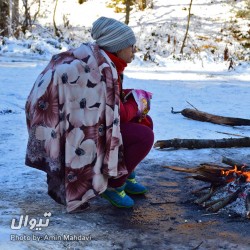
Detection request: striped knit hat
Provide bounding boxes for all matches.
[91,16,136,53]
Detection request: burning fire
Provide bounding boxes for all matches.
[221,165,250,183]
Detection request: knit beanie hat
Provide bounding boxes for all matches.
[91,16,136,53]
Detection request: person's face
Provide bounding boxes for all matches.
[116,45,136,63]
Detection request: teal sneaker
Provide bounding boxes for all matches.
[125,172,147,195]
[101,184,134,208]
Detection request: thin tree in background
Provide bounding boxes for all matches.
[180,0,193,54]
[138,0,146,10]
[22,0,32,33]
[125,0,131,24]
[12,0,20,36]
[224,45,229,61]
[0,0,10,36]
[21,0,41,34]
[53,0,61,37]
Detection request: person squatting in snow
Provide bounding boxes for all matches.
[25,16,154,212]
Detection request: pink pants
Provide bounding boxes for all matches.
[108,116,154,188]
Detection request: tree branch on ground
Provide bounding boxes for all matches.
[154,137,250,149]
[171,107,250,126]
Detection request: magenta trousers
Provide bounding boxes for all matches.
[108,116,154,188]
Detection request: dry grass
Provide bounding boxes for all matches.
[192,44,217,54]
[196,35,210,41]
[236,9,250,19]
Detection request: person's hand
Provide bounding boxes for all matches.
[122,89,133,102]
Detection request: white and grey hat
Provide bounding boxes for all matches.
[91,16,136,53]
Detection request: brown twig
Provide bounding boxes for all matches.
[192,241,203,250]
[186,101,199,111]
[206,188,241,213]
[171,107,182,114]
[202,197,225,208]
[194,187,216,205]
[215,131,245,137]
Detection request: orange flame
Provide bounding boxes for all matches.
[221,165,250,182]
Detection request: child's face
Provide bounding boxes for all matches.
[116,45,136,63]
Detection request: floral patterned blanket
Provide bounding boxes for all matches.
[25,43,127,212]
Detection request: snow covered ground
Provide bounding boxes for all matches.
[0,55,250,249]
[0,0,250,249]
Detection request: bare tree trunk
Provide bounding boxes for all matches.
[125,0,131,24]
[12,0,19,36]
[53,0,60,37]
[138,0,146,10]
[0,0,10,36]
[154,137,250,149]
[171,108,250,126]
[22,0,32,33]
[224,46,229,61]
[180,0,193,54]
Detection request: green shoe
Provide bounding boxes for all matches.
[101,184,134,208]
[125,171,147,195]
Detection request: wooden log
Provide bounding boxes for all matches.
[198,164,231,174]
[206,188,241,212]
[171,108,250,126]
[154,137,250,149]
[202,196,225,208]
[194,192,214,205]
[221,156,249,170]
[164,165,231,185]
[194,187,216,205]
[163,164,231,175]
